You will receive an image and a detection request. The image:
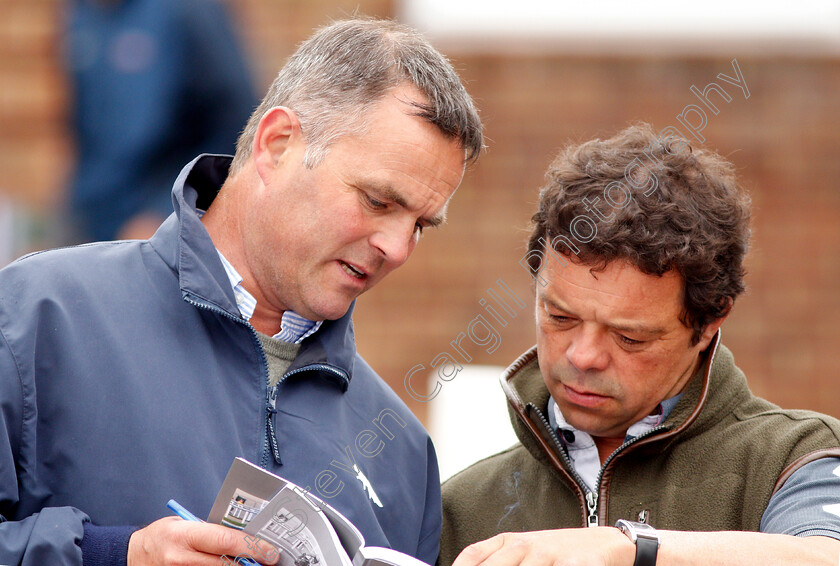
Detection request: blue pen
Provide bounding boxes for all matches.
[166,499,260,566]
[166,499,202,522]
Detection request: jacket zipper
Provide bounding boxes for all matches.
[585,492,598,527]
[590,425,668,525]
[281,363,349,383]
[266,363,349,466]
[531,408,598,526]
[184,295,350,468]
[531,405,667,527]
[183,295,273,469]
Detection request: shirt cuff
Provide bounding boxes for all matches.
[80,523,137,566]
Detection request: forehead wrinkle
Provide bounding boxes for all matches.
[364,153,457,193]
[377,134,465,173]
[538,270,667,335]
[552,267,629,299]
[376,155,463,198]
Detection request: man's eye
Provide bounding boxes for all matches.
[414,223,424,236]
[618,334,643,346]
[365,195,387,209]
[550,315,571,323]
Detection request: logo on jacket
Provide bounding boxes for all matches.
[353,464,383,508]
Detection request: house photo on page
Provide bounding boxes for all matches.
[207,458,431,566]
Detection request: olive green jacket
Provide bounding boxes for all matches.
[439,335,840,566]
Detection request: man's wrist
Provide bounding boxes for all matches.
[608,525,639,566]
[615,520,660,566]
[80,523,137,566]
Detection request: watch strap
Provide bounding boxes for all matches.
[616,520,659,566]
[632,533,659,566]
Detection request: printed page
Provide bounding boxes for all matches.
[315,495,365,559]
[207,457,367,564]
[207,457,289,528]
[353,546,433,566]
[244,484,353,566]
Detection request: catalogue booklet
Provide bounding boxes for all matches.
[207,457,430,566]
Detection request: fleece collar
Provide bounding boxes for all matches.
[500,332,725,470]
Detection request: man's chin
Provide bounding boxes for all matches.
[301,297,355,322]
[554,400,615,435]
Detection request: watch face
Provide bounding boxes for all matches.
[616,519,660,566]
[616,520,658,542]
[616,520,636,541]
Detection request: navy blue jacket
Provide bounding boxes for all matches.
[0,155,441,565]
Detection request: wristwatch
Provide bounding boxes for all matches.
[615,519,660,566]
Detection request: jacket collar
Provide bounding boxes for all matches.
[149,154,357,388]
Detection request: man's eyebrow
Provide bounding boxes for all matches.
[367,184,447,228]
[426,206,447,228]
[538,293,665,335]
[538,293,576,316]
[609,321,666,336]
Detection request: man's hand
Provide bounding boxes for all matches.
[451,528,634,566]
[451,528,840,566]
[128,516,279,566]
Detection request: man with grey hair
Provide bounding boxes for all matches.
[0,18,481,566]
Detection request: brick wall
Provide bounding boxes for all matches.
[0,0,69,210]
[3,1,839,423]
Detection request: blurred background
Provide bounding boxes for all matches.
[2,0,839,478]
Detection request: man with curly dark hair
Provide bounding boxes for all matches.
[439,124,840,566]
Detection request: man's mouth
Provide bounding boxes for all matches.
[563,384,609,408]
[339,261,366,280]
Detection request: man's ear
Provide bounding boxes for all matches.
[253,106,302,182]
[695,298,733,351]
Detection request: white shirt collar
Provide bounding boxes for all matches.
[216,251,322,344]
[549,394,681,491]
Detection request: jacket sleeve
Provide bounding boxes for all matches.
[416,436,443,565]
[0,323,89,565]
[0,507,88,565]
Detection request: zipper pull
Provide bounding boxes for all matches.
[586,491,599,527]
[266,407,282,465]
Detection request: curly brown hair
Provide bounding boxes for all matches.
[525,123,751,344]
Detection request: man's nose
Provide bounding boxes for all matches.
[565,326,609,373]
[369,219,417,266]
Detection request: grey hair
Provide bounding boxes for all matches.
[230,17,483,172]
